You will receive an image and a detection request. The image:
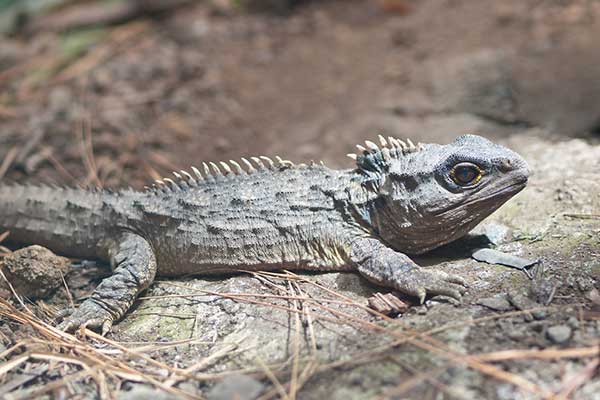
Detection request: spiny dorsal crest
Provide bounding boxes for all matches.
[347,134,425,174]
[147,155,295,193]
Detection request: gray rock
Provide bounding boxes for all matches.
[472,248,538,271]
[177,382,200,396]
[0,245,70,299]
[431,49,519,124]
[476,295,513,311]
[546,325,572,344]
[510,36,600,135]
[430,37,600,135]
[207,374,264,400]
[413,305,428,315]
[566,316,579,329]
[480,223,510,246]
[506,328,526,341]
[507,292,546,320]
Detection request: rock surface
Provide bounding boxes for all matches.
[429,38,600,134]
[0,245,70,299]
[477,295,513,312]
[546,325,572,344]
[206,374,264,400]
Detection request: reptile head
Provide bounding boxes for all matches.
[351,134,529,254]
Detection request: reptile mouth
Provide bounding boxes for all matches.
[462,181,526,208]
[433,180,527,216]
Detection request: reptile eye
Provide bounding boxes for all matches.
[451,162,482,186]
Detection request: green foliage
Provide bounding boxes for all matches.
[0,0,67,13]
[59,28,107,60]
[0,0,71,34]
[0,0,20,13]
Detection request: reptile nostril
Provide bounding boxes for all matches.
[498,158,513,172]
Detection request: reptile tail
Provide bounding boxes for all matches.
[0,184,115,259]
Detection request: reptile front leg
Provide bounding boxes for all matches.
[350,236,468,304]
[58,233,157,335]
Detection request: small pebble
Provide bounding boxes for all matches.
[506,329,525,340]
[546,325,572,344]
[414,305,428,315]
[566,316,579,328]
[507,292,546,320]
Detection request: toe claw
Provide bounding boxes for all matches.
[417,288,427,304]
[54,299,115,334]
[101,320,113,336]
[447,289,462,302]
[58,320,76,333]
[448,275,469,287]
[388,268,468,305]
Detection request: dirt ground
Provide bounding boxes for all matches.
[0,0,599,399]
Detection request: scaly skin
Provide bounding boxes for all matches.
[0,135,529,334]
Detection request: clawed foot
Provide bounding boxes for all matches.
[57,300,114,336]
[395,269,468,304]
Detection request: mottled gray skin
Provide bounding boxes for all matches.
[0,135,528,334]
